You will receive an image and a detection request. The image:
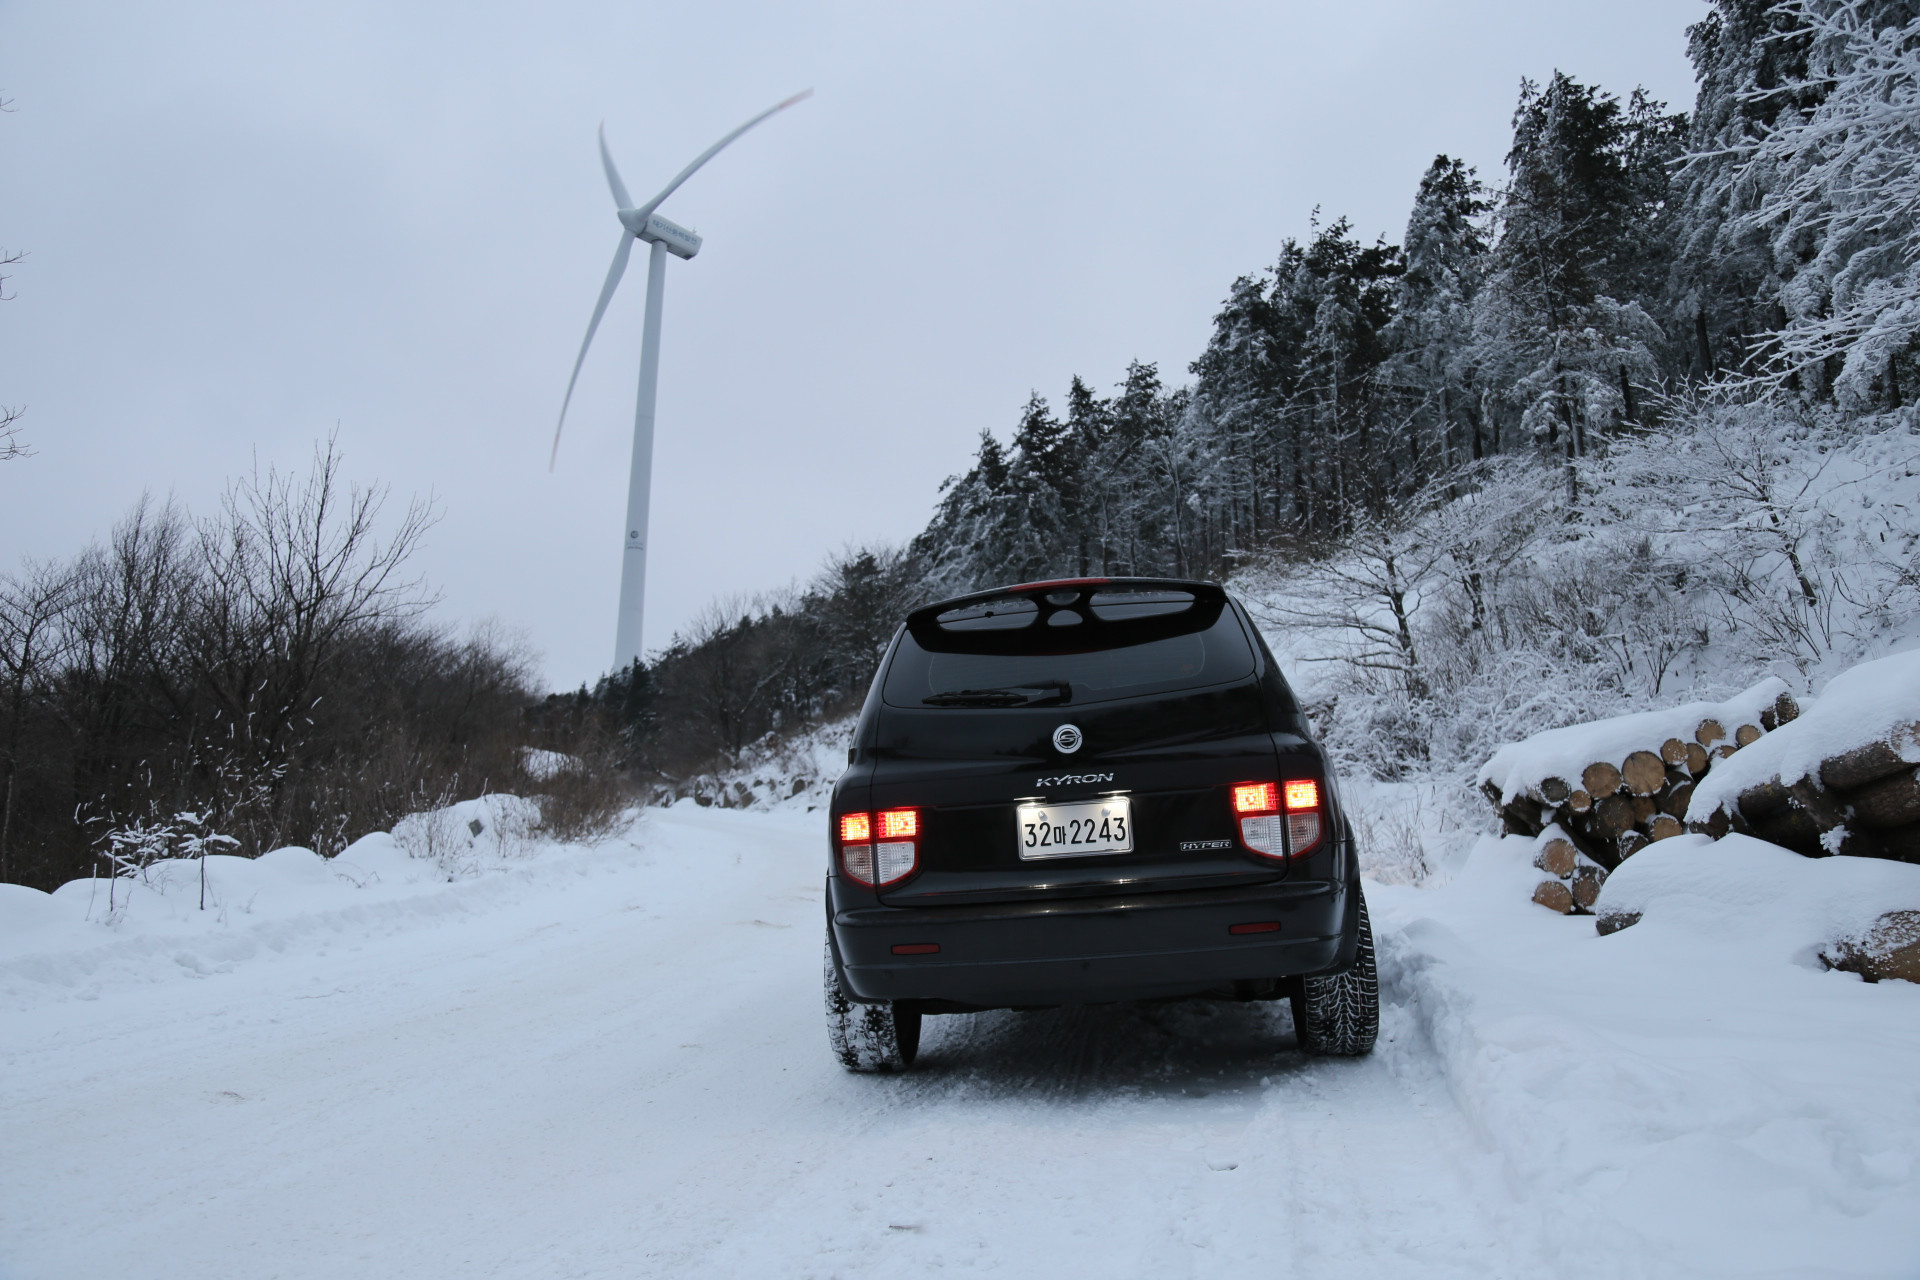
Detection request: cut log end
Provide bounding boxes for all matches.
[1539,776,1571,804]
[1581,760,1623,797]
[1685,743,1710,776]
[1647,813,1683,841]
[1622,750,1667,797]
[1695,718,1727,747]
[1533,837,1578,878]
[1596,910,1642,937]
[1660,737,1689,765]
[1593,793,1638,839]
[1822,910,1920,984]
[1571,864,1605,909]
[1568,788,1594,814]
[1734,723,1763,747]
[1532,880,1576,914]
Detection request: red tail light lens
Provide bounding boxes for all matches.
[1283,778,1323,855]
[876,808,918,839]
[1233,782,1279,815]
[874,807,919,884]
[1231,779,1323,859]
[837,808,919,887]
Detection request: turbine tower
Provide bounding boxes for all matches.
[552,90,811,671]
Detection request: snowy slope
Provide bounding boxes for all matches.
[3,807,1916,1279]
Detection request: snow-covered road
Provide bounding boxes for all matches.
[4,806,1916,1278]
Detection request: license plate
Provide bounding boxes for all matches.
[1016,797,1133,860]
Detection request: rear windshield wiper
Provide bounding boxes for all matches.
[922,680,1071,707]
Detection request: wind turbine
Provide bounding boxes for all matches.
[552,89,811,672]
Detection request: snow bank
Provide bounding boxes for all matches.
[1689,648,1920,821]
[1478,677,1790,805]
[1376,833,1920,1277]
[0,799,634,1006]
[1595,833,1920,954]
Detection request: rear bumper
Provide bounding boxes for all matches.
[831,878,1353,1008]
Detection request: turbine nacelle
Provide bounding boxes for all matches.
[619,209,702,260]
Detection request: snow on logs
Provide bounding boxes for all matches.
[1685,651,1920,864]
[1479,679,1797,914]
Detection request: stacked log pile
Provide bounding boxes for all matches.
[1479,680,1798,914]
[1688,721,1920,864]
[1526,826,1611,914]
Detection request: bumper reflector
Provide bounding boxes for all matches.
[891,943,940,955]
[1229,921,1281,935]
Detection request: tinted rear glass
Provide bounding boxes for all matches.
[884,593,1255,707]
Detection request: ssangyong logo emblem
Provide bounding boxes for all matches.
[1052,723,1083,754]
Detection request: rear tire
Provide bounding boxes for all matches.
[1290,889,1379,1057]
[824,934,921,1072]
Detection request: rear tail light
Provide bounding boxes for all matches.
[1231,779,1324,859]
[836,808,920,887]
[1283,779,1323,855]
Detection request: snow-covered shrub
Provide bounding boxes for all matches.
[92,810,240,915]
[667,718,855,813]
[391,794,541,877]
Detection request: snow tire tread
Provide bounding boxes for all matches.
[1291,889,1380,1057]
[823,934,920,1072]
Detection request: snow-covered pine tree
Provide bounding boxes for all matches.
[1189,270,1296,540]
[1474,74,1679,496]
[1728,0,1920,408]
[1672,0,1822,381]
[1383,156,1493,472]
[1061,376,1112,575]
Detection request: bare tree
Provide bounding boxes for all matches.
[0,242,24,461]
[191,436,437,765]
[0,561,77,881]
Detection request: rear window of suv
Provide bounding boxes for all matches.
[883,589,1256,707]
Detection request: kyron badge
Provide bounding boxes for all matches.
[1052,723,1083,754]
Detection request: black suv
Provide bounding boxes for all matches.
[822,577,1378,1071]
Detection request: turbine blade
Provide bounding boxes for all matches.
[598,123,633,209]
[551,231,636,470]
[634,88,812,218]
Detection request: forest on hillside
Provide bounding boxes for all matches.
[576,0,1920,792]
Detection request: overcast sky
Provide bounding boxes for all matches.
[2,0,1707,689]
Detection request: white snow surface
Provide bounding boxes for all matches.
[1594,832,1920,952]
[4,806,1918,1278]
[1689,647,1920,821]
[1478,677,1790,805]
